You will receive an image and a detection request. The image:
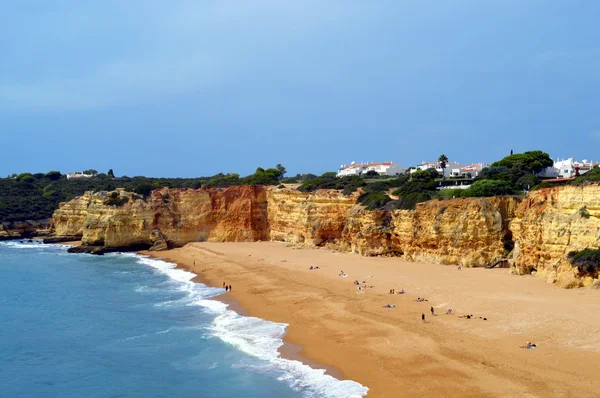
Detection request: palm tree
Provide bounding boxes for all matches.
[438,154,449,179]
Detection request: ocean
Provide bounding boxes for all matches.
[0,241,367,398]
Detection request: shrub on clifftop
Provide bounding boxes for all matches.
[567,248,600,277]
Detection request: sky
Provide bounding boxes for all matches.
[1,0,599,177]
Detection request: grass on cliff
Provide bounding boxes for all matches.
[567,248,600,276]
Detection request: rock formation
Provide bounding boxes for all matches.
[50,186,268,251]
[510,185,600,288]
[0,220,51,241]
[48,184,600,288]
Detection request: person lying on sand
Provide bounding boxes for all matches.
[382,304,395,308]
[446,309,453,314]
[415,297,428,302]
[520,342,537,349]
[389,289,395,294]
[458,314,474,319]
[396,289,406,294]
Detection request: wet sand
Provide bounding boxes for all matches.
[143,241,600,397]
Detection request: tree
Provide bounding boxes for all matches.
[516,174,540,190]
[463,180,517,197]
[275,164,286,178]
[364,170,379,177]
[44,171,62,181]
[107,169,115,178]
[491,150,553,176]
[83,169,98,175]
[438,154,449,180]
[133,183,153,197]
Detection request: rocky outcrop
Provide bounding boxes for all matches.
[510,184,600,288]
[49,184,600,288]
[0,220,51,241]
[342,197,520,266]
[266,189,359,246]
[267,189,520,267]
[50,186,268,250]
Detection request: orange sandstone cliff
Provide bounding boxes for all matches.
[510,185,600,288]
[51,186,268,250]
[49,184,600,287]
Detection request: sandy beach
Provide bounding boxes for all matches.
[143,242,600,397]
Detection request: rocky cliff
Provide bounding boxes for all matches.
[345,197,520,267]
[510,184,600,288]
[0,220,51,241]
[49,184,600,287]
[50,186,268,250]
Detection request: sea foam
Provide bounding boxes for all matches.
[136,255,368,398]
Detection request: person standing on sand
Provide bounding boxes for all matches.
[228,285,232,292]
[223,282,226,288]
[431,306,435,316]
[421,313,425,321]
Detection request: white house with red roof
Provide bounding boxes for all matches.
[538,158,598,179]
[337,161,405,177]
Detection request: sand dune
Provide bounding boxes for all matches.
[144,242,600,397]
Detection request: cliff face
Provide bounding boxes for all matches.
[51,186,268,250]
[344,197,519,266]
[50,184,600,287]
[0,220,51,241]
[267,189,520,267]
[266,189,359,246]
[510,185,600,288]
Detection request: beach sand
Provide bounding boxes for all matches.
[143,242,600,397]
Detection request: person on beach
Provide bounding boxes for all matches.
[446,309,453,314]
[225,286,229,292]
[457,265,462,271]
[421,313,425,321]
[228,285,232,291]
[431,306,435,316]
[223,282,226,288]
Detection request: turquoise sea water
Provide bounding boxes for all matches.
[0,242,367,398]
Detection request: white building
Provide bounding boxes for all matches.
[414,160,462,178]
[538,158,598,179]
[66,172,96,180]
[451,163,489,178]
[337,161,405,177]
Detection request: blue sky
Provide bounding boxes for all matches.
[1,0,598,177]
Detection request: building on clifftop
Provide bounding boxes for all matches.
[337,161,405,177]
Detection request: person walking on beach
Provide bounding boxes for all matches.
[430,306,435,316]
[228,285,232,292]
[421,313,425,321]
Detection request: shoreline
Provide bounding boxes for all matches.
[143,241,600,397]
[140,250,346,382]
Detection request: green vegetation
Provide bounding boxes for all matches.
[0,165,287,222]
[438,154,448,179]
[579,206,590,219]
[356,175,409,210]
[489,150,553,177]
[298,173,365,194]
[204,167,284,186]
[462,180,517,197]
[105,192,129,207]
[571,165,600,185]
[567,248,600,276]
